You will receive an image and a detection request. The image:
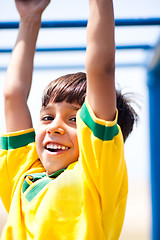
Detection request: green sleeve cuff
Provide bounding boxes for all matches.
[0,129,35,150]
[79,101,119,141]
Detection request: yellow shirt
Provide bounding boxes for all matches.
[0,100,128,240]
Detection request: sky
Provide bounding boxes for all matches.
[0,0,160,238]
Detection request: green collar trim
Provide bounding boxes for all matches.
[48,169,66,178]
[25,178,52,202]
[80,102,119,141]
[22,172,47,194]
[22,180,30,193]
[22,169,66,202]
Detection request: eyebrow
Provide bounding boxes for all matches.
[70,105,80,111]
[40,103,80,113]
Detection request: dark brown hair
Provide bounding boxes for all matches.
[42,72,138,142]
[116,90,139,142]
[42,72,86,107]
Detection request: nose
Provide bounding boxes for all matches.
[46,117,65,135]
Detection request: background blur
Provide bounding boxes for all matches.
[0,0,160,239]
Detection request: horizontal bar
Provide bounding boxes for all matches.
[0,47,84,53]
[117,44,154,50]
[0,62,147,72]
[0,44,154,53]
[115,18,160,27]
[0,18,160,29]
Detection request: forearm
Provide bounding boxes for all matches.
[4,17,41,100]
[86,0,115,73]
[4,0,49,101]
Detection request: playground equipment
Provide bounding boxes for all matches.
[0,18,160,239]
[148,38,160,240]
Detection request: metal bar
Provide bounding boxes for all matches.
[0,18,160,29]
[0,47,85,53]
[147,38,160,240]
[115,18,160,27]
[116,44,154,50]
[0,44,154,53]
[0,62,147,72]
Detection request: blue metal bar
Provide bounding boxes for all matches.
[115,18,160,27]
[0,47,85,53]
[0,18,160,29]
[147,38,160,240]
[0,44,154,53]
[116,44,154,50]
[0,62,147,72]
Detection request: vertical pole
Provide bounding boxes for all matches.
[147,40,160,240]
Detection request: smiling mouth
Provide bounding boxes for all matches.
[45,143,70,152]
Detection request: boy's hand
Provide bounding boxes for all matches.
[15,0,50,20]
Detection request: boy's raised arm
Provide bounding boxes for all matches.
[86,0,116,121]
[4,0,50,133]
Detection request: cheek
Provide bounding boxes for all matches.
[35,128,45,156]
[71,130,79,155]
[35,135,41,158]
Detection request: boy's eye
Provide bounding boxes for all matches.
[70,117,76,122]
[41,115,54,121]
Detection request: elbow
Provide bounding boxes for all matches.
[86,59,115,79]
[86,48,115,77]
[4,87,18,103]
[4,87,27,109]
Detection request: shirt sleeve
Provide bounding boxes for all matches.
[0,128,44,212]
[77,99,128,236]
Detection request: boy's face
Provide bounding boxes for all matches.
[36,101,80,175]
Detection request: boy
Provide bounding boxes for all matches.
[0,0,137,239]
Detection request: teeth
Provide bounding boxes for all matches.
[46,143,69,150]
